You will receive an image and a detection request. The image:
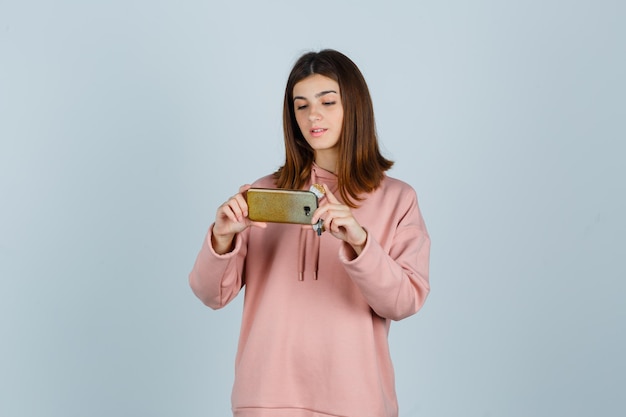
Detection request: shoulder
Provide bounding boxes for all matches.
[362,174,421,218]
[377,174,417,200]
[357,174,426,235]
[250,174,278,188]
[355,174,416,210]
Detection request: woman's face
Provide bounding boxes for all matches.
[293,74,344,161]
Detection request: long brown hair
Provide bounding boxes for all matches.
[274,49,393,207]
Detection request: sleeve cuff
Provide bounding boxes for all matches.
[338,228,372,264]
[206,223,243,258]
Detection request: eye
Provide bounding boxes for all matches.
[323,101,336,106]
[296,104,308,110]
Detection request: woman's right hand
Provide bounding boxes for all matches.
[211,184,266,254]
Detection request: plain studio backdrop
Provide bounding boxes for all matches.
[1,1,624,416]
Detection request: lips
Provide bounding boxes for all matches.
[310,128,327,138]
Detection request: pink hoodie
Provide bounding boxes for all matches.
[189,165,430,417]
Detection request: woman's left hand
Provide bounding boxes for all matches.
[312,184,368,256]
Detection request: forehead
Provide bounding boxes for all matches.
[293,74,340,98]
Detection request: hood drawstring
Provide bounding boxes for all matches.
[296,166,324,281]
[297,226,320,281]
[298,227,306,281]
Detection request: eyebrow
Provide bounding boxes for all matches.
[293,90,338,101]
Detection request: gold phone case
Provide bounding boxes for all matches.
[247,188,318,224]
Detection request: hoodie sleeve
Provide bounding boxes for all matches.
[188,224,248,310]
[339,189,430,321]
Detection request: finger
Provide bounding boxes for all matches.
[233,193,249,218]
[250,221,268,229]
[238,184,253,215]
[226,197,247,222]
[326,217,347,239]
[311,205,326,224]
[323,208,363,239]
[311,192,346,223]
[216,204,240,231]
[311,204,340,225]
[323,184,341,204]
[225,185,250,220]
[222,205,240,225]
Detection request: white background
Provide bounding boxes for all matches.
[1,1,624,416]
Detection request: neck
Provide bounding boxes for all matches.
[314,150,338,174]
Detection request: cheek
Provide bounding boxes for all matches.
[336,108,344,124]
[294,113,307,131]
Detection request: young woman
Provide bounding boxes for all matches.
[189,49,430,417]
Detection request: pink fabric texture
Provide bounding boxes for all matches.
[189,165,430,417]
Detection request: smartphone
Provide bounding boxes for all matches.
[246,188,318,224]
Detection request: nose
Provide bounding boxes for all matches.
[308,105,321,122]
